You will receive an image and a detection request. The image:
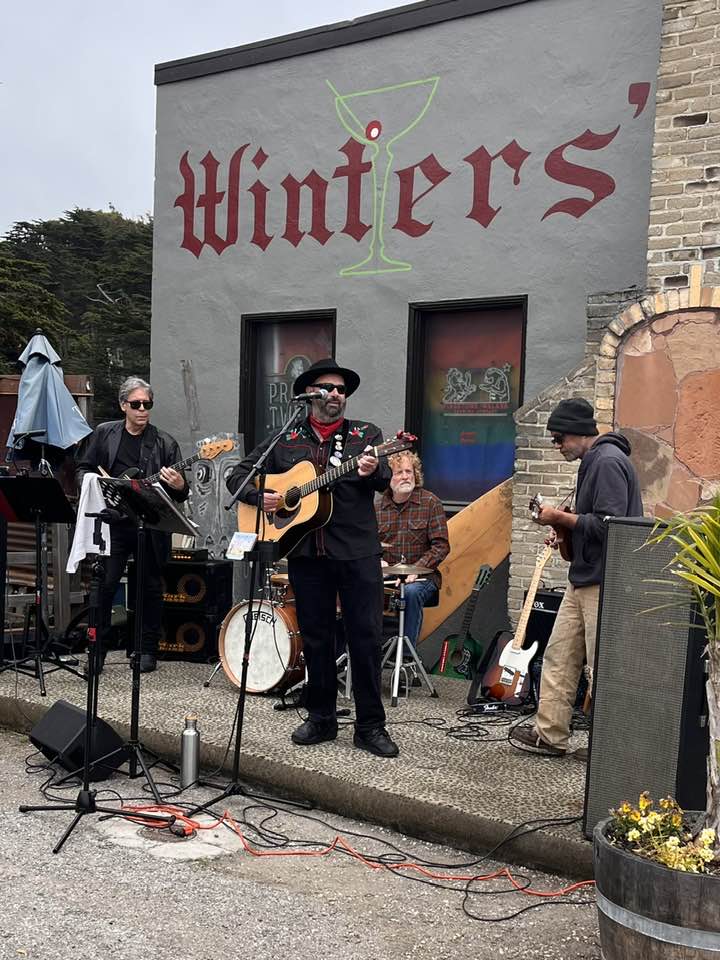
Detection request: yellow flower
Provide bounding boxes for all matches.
[665,836,680,848]
[627,829,641,842]
[700,829,716,847]
[639,792,652,812]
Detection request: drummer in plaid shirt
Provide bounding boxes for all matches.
[376,451,450,657]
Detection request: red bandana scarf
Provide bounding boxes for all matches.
[308,415,344,441]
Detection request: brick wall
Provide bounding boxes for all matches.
[508,290,642,618]
[649,0,720,289]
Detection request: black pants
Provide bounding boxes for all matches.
[289,555,386,733]
[101,522,163,656]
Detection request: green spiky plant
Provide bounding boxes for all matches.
[647,493,720,858]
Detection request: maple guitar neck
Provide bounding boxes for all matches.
[511,548,552,651]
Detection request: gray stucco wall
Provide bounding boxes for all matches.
[151,0,662,453]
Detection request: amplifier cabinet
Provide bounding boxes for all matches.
[128,558,234,618]
[583,518,708,838]
[158,609,222,662]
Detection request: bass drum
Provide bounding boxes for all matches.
[219,600,304,693]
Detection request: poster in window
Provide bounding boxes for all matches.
[420,306,524,505]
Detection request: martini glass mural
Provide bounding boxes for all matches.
[326,76,439,277]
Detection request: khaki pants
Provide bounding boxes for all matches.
[534,583,600,750]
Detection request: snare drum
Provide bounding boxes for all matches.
[219,600,304,693]
[270,573,294,606]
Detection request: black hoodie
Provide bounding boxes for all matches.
[570,432,643,587]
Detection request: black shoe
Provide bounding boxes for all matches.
[512,724,566,756]
[291,719,338,746]
[353,727,399,758]
[139,654,157,673]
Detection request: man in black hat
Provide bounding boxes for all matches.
[513,397,643,758]
[227,359,399,758]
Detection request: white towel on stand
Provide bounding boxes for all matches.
[66,473,111,572]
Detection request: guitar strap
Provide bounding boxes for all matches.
[138,424,158,479]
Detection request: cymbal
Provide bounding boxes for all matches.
[383,563,432,578]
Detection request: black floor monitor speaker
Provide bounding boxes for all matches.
[583,518,708,838]
[29,699,125,782]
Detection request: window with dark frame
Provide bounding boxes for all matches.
[405,298,527,510]
[239,311,336,451]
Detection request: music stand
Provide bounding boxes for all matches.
[98,477,198,803]
[19,518,174,852]
[0,475,83,693]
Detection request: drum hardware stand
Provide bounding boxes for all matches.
[187,404,304,817]
[19,514,174,852]
[0,474,83,693]
[381,572,438,708]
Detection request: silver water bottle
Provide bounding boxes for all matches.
[180,714,200,788]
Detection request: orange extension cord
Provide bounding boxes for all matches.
[121,802,596,899]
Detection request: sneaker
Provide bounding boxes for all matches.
[139,654,157,673]
[291,719,338,746]
[353,727,399,758]
[512,724,566,756]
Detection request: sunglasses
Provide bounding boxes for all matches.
[312,383,347,395]
[126,400,154,410]
[550,434,565,445]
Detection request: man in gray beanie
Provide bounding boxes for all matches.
[513,397,643,758]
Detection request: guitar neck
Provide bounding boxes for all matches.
[297,444,382,498]
[511,552,551,651]
[145,452,199,485]
[459,586,482,636]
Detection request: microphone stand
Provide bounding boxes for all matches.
[186,401,307,817]
[19,513,174,852]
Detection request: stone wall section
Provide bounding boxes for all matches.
[509,278,720,621]
[649,0,720,290]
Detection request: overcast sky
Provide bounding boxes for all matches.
[0,0,413,236]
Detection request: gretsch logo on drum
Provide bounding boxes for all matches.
[243,610,276,625]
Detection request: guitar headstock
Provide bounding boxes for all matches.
[472,564,493,591]
[378,431,417,457]
[198,437,235,460]
[529,493,543,520]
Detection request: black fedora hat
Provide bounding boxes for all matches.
[293,358,361,397]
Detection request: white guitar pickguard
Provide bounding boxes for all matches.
[497,640,538,692]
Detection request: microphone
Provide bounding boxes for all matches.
[292,389,329,402]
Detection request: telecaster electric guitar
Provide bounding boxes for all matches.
[432,564,492,679]
[237,432,415,557]
[98,436,234,483]
[480,545,554,705]
[529,493,573,563]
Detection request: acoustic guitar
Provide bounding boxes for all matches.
[98,436,234,482]
[432,564,492,679]
[237,432,415,557]
[478,545,554,705]
[529,493,573,562]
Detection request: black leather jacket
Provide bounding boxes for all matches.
[75,420,189,564]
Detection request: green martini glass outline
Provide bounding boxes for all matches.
[326,76,440,277]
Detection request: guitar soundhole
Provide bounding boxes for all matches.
[283,486,301,510]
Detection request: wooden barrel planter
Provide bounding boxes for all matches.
[594,819,720,959]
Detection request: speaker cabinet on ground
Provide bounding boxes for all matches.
[583,518,708,838]
[128,558,234,617]
[159,609,221,661]
[29,699,125,781]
